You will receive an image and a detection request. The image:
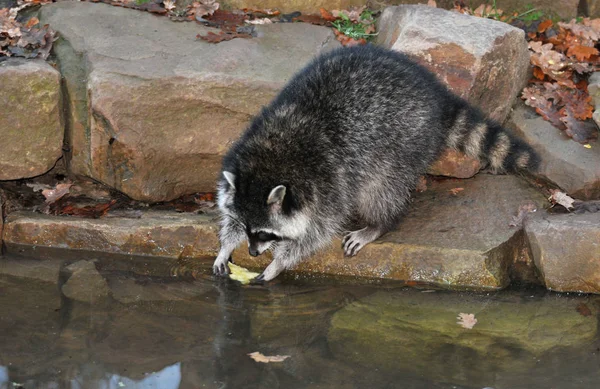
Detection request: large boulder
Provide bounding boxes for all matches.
[508,105,600,200]
[0,58,63,180]
[377,5,529,124]
[525,212,600,293]
[40,2,340,202]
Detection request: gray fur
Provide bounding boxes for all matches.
[212,45,540,281]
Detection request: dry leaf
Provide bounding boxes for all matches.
[537,19,553,33]
[566,45,599,61]
[457,313,477,329]
[162,0,175,11]
[415,176,428,192]
[196,31,250,43]
[248,352,290,363]
[509,201,537,227]
[449,187,464,195]
[548,189,576,210]
[189,0,219,19]
[319,8,336,22]
[576,302,592,317]
[426,0,437,7]
[42,183,73,204]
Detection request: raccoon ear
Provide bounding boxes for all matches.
[267,185,286,210]
[222,171,235,191]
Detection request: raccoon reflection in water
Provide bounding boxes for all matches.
[213,45,539,282]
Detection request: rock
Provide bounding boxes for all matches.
[224,0,364,14]
[3,175,545,289]
[427,149,481,178]
[371,0,579,19]
[508,105,600,200]
[0,258,62,284]
[0,275,63,375]
[585,0,600,18]
[108,277,212,304]
[40,2,340,202]
[0,58,63,180]
[328,289,598,387]
[62,260,110,303]
[377,5,529,124]
[525,212,600,294]
[587,72,600,128]
[3,211,220,260]
[0,189,5,245]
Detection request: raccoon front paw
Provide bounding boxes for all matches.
[212,255,233,276]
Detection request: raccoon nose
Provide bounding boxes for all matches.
[249,248,259,257]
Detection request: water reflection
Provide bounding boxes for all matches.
[0,254,599,389]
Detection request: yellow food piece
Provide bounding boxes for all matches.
[228,263,260,284]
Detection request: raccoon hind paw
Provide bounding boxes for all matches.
[342,227,381,257]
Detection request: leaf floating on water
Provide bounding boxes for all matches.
[576,303,593,317]
[457,313,477,329]
[248,351,290,363]
[228,263,259,284]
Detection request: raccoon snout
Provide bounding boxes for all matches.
[249,248,260,257]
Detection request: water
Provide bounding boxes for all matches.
[1,252,599,389]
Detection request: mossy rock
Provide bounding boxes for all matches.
[328,290,597,386]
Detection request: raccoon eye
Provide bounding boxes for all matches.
[257,231,281,242]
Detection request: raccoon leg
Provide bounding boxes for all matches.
[255,242,301,282]
[213,217,245,276]
[342,226,383,257]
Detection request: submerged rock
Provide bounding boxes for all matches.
[328,289,598,387]
[62,260,110,303]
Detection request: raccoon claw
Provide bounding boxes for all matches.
[213,261,230,277]
[343,228,380,257]
[254,273,265,283]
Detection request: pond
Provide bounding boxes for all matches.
[0,252,599,389]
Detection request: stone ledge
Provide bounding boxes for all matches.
[2,174,547,290]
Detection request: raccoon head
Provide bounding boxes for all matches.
[218,171,310,257]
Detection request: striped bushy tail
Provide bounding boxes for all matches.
[444,105,540,173]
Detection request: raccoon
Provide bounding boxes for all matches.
[213,45,539,282]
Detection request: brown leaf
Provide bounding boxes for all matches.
[333,28,366,47]
[509,201,537,228]
[319,7,336,21]
[201,9,247,32]
[25,17,39,28]
[197,31,250,43]
[566,45,599,61]
[58,199,117,218]
[42,183,73,204]
[449,187,464,195]
[576,302,592,317]
[548,189,576,210]
[188,0,219,19]
[457,313,477,329]
[248,352,290,363]
[532,66,546,80]
[537,19,553,33]
[427,0,437,7]
[293,14,329,25]
[415,176,428,192]
[561,112,599,143]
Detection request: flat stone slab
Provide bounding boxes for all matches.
[525,212,600,294]
[3,174,546,289]
[0,58,63,180]
[39,2,340,202]
[509,105,600,200]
